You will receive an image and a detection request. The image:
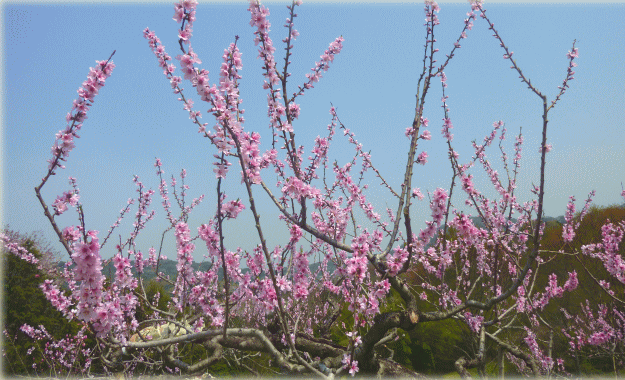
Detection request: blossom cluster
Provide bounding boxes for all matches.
[418,188,449,245]
[342,353,359,377]
[173,0,198,43]
[51,189,79,216]
[0,232,38,264]
[516,272,579,313]
[292,246,311,299]
[581,221,625,284]
[46,57,114,175]
[303,36,344,89]
[70,232,106,331]
[18,324,92,374]
[563,301,625,353]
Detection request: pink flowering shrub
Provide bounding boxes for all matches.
[17,324,93,376]
[1,230,98,377]
[5,0,625,378]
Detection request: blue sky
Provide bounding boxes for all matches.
[2,2,624,262]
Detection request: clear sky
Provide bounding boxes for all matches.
[2,1,624,262]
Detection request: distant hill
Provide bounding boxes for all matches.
[56,211,588,281]
[57,258,219,283]
[468,215,565,230]
[57,256,337,284]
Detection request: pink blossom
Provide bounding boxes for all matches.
[417,151,428,165]
[342,354,359,376]
[441,118,453,142]
[562,195,577,242]
[386,247,409,276]
[52,197,68,215]
[63,226,80,243]
[539,143,553,153]
[213,162,231,178]
[349,360,359,376]
[563,271,578,291]
[346,253,368,283]
[412,188,425,200]
[221,199,245,219]
[567,47,579,59]
[288,102,301,119]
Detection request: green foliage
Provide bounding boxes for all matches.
[409,341,435,372]
[380,330,416,369]
[329,301,353,347]
[408,318,469,374]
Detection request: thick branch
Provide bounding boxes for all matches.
[356,309,419,372]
